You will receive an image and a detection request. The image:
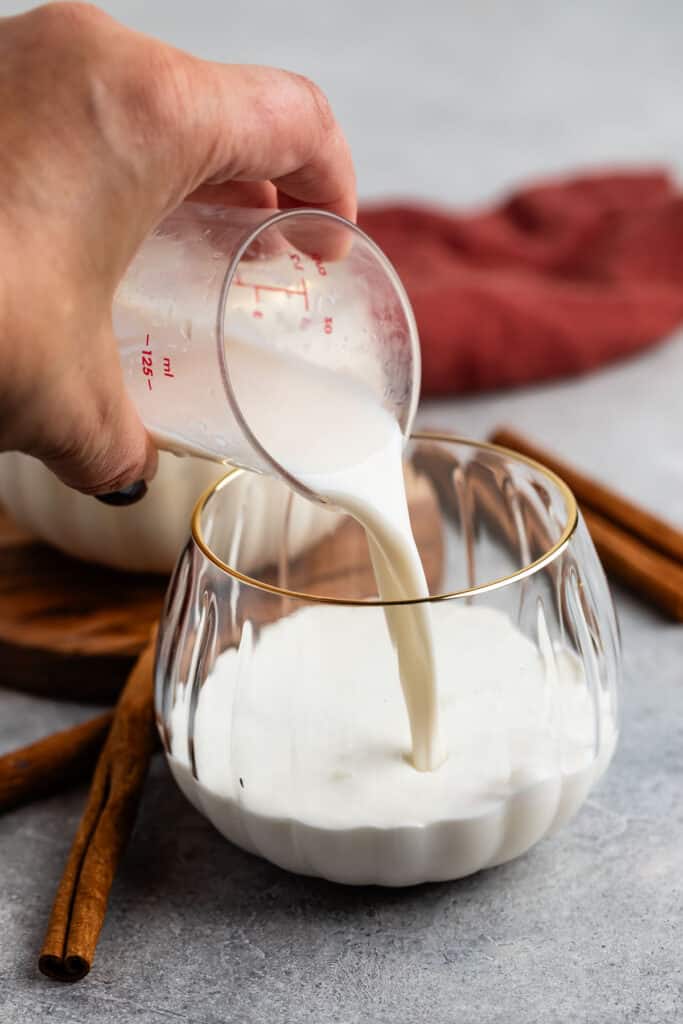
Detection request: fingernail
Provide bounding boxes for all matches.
[94,480,148,507]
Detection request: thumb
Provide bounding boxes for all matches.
[34,331,158,499]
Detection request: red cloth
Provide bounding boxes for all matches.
[358,169,683,395]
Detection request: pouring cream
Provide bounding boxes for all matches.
[226,337,441,771]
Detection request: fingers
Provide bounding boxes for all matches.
[176,65,356,259]
[43,412,158,498]
[45,422,158,499]
[181,62,357,223]
[30,333,159,497]
[186,180,278,209]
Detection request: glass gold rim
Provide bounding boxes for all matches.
[190,431,579,607]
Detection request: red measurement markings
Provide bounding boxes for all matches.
[141,337,174,388]
[323,317,333,335]
[311,254,328,277]
[288,251,304,271]
[141,333,153,391]
[234,273,309,312]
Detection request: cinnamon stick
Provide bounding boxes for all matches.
[490,427,683,564]
[581,507,683,621]
[0,712,113,813]
[490,426,683,620]
[39,634,157,983]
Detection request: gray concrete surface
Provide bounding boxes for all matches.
[1,1,683,1021]
[2,340,682,1024]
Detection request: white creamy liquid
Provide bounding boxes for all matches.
[169,603,615,885]
[226,338,441,771]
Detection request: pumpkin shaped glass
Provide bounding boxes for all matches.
[155,434,620,886]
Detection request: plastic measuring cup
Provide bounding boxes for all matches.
[113,204,420,501]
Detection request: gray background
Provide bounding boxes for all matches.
[1,1,682,1022]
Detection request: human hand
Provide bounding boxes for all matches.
[0,2,355,498]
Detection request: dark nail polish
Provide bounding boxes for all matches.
[94,480,148,507]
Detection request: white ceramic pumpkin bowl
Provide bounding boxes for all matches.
[0,451,338,575]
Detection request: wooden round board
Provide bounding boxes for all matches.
[0,468,445,706]
[0,506,165,703]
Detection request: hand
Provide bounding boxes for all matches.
[0,2,356,496]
